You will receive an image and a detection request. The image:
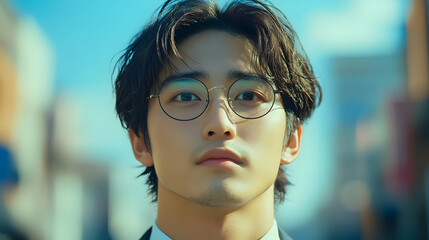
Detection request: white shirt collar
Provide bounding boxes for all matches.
[149,220,172,240]
[260,219,280,240]
[149,219,280,240]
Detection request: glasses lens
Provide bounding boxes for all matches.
[158,78,208,120]
[228,77,275,119]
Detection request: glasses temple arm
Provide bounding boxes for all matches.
[146,94,159,100]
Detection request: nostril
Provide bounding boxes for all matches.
[207,130,233,137]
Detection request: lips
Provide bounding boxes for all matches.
[196,148,244,167]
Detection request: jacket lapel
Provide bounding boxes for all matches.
[139,227,152,240]
[278,227,293,240]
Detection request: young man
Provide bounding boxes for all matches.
[114,0,321,239]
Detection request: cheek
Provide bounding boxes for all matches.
[146,106,198,169]
[239,111,286,160]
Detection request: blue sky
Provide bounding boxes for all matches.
[6,0,409,91]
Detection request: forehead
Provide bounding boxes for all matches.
[159,30,258,83]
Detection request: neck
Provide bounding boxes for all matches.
[156,185,275,240]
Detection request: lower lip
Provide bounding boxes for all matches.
[199,158,241,168]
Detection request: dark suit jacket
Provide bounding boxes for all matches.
[139,226,292,240]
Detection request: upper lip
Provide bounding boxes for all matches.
[196,148,244,165]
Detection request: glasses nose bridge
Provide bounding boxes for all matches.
[207,85,229,100]
[208,85,228,93]
[206,85,236,118]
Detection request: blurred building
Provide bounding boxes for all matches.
[1,0,55,238]
[329,51,412,239]
[0,0,23,238]
[324,0,428,239]
[0,1,153,239]
[289,0,428,239]
[0,0,17,147]
[406,0,429,239]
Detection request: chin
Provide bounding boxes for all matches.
[188,185,249,207]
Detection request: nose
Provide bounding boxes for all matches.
[202,92,236,140]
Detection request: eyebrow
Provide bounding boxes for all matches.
[162,70,263,85]
[227,70,262,80]
[162,71,208,85]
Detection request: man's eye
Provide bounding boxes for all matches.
[235,91,257,101]
[173,92,201,102]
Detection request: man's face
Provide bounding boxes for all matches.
[141,30,289,206]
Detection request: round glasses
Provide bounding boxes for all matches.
[147,77,282,121]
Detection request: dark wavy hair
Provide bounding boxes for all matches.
[114,0,322,203]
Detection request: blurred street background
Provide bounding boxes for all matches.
[0,0,428,239]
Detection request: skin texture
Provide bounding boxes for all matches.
[129,30,303,240]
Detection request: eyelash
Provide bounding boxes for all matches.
[172,92,201,102]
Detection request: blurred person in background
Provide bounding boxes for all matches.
[0,146,26,240]
[114,0,321,239]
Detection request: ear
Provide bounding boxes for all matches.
[129,129,154,167]
[280,124,303,164]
